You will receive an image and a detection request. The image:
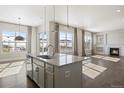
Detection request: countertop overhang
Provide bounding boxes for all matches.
[27,53,90,67]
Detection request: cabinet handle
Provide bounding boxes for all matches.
[35,67,39,72]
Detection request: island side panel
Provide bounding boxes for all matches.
[54,62,82,88]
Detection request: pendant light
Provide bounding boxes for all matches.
[44,6,46,32]
[15,17,24,41]
[67,5,69,27]
[65,5,70,55]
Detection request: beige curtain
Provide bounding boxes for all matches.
[49,22,59,53]
[91,32,93,55]
[82,29,86,56]
[27,26,32,53]
[54,23,59,53]
[74,28,78,55]
[77,28,82,56]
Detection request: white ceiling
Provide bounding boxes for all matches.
[0,5,124,32]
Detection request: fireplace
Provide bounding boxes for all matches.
[110,48,119,56]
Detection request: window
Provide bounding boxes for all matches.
[39,32,48,55]
[59,32,66,52]
[84,31,92,56]
[2,43,15,53]
[59,31,73,54]
[84,32,92,50]
[2,31,27,53]
[2,32,15,42]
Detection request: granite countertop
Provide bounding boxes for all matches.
[27,53,90,67]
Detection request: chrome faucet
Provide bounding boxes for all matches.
[47,44,55,57]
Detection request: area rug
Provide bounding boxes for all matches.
[82,66,101,79]
[92,55,105,59]
[0,61,25,78]
[0,63,10,69]
[102,57,120,62]
[82,59,91,64]
[8,61,25,67]
[82,62,107,79]
[84,63,107,72]
[0,66,22,78]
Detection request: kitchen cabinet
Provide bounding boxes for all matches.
[32,58,45,88]
[54,62,82,88]
[45,64,54,88]
[27,53,85,88]
[32,59,54,88]
[38,65,44,88]
[27,57,82,88]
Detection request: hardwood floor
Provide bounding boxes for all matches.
[0,62,39,88]
[82,56,124,88]
[0,56,124,88]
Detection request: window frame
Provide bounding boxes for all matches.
[1,31,27,54]
[39,32,48,55]
[59,30,74,54]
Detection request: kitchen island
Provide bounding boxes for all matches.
[26,53,89,88]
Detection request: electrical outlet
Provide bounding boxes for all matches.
[65,71,71,78]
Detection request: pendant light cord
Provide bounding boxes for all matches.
[67,5,69,27]
[52,5,56,32]
[18,17,21,36]
[44,7,46,32]
[54,5,55,23]
[65,5,69,55]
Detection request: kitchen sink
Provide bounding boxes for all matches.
[37,55,51,59]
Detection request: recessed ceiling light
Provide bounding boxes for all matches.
[116,9,121,12]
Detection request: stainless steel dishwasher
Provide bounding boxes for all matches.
[26,55,33,79]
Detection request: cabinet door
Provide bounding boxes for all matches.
[45,64,54,88]
[38,66,44,88]
[33,63,38,84]
[46,71,54,88]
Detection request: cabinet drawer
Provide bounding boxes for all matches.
[46,64,54,73]
[33,58,44,67]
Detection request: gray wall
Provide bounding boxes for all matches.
[106,29,124,45]
[105,29,124,56]
[94,29,124,56]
